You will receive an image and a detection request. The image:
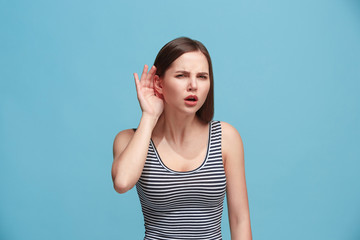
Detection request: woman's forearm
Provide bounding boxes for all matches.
[230,217,252,240]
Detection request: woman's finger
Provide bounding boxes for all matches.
[147,66,156,89]
[140,65,149,86]
[134,73,140,90]
[144,65,153,89]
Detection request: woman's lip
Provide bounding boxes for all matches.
[184,95,198,106]
[184,95,198,101]
[184,99,198,106]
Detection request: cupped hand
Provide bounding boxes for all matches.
[134,65,164,119]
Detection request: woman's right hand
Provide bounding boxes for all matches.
[134,65,164,119]
[112,65,163,194]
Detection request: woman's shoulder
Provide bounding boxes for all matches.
[217,121,244,158]
[114,128,136,141]
[113,128,136,158]
[217,121,242,138]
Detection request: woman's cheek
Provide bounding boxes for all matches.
[162,86,176,103]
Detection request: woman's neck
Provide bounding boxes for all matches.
[153,111,203,145]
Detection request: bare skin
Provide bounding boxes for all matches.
[111,51,252,239]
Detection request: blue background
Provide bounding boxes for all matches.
[1,0,359,239]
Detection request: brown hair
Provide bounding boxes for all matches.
[154,37,214,123]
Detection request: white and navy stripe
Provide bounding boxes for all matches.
[136,121,227,240]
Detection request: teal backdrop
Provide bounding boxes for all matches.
[1,0,359,239]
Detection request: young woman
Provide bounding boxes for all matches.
[112,37,252,240]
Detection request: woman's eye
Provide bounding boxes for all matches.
[198,75,208,79]
[176,74,184,78]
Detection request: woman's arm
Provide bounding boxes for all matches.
[112,115,158,193]
[222,121,252,240]
[111,65,164,193]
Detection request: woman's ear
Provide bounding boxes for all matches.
[154,75,164,99]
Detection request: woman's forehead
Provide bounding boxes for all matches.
[168,51,209,72]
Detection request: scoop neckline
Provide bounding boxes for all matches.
[150,121,212,174]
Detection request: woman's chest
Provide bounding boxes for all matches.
[137,141,227,211]
[155,142,208,172]
[137,169,227,211]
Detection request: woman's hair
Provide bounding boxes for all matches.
[154,37,214,123]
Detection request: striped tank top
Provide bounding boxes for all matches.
[136,120,227,240]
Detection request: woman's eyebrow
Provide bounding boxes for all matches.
[174,70,209,75]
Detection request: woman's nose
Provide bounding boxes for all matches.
[188,77,198,91]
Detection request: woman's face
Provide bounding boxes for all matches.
[159,51,210,116]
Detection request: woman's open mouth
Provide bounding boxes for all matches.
[184,95,198,106]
